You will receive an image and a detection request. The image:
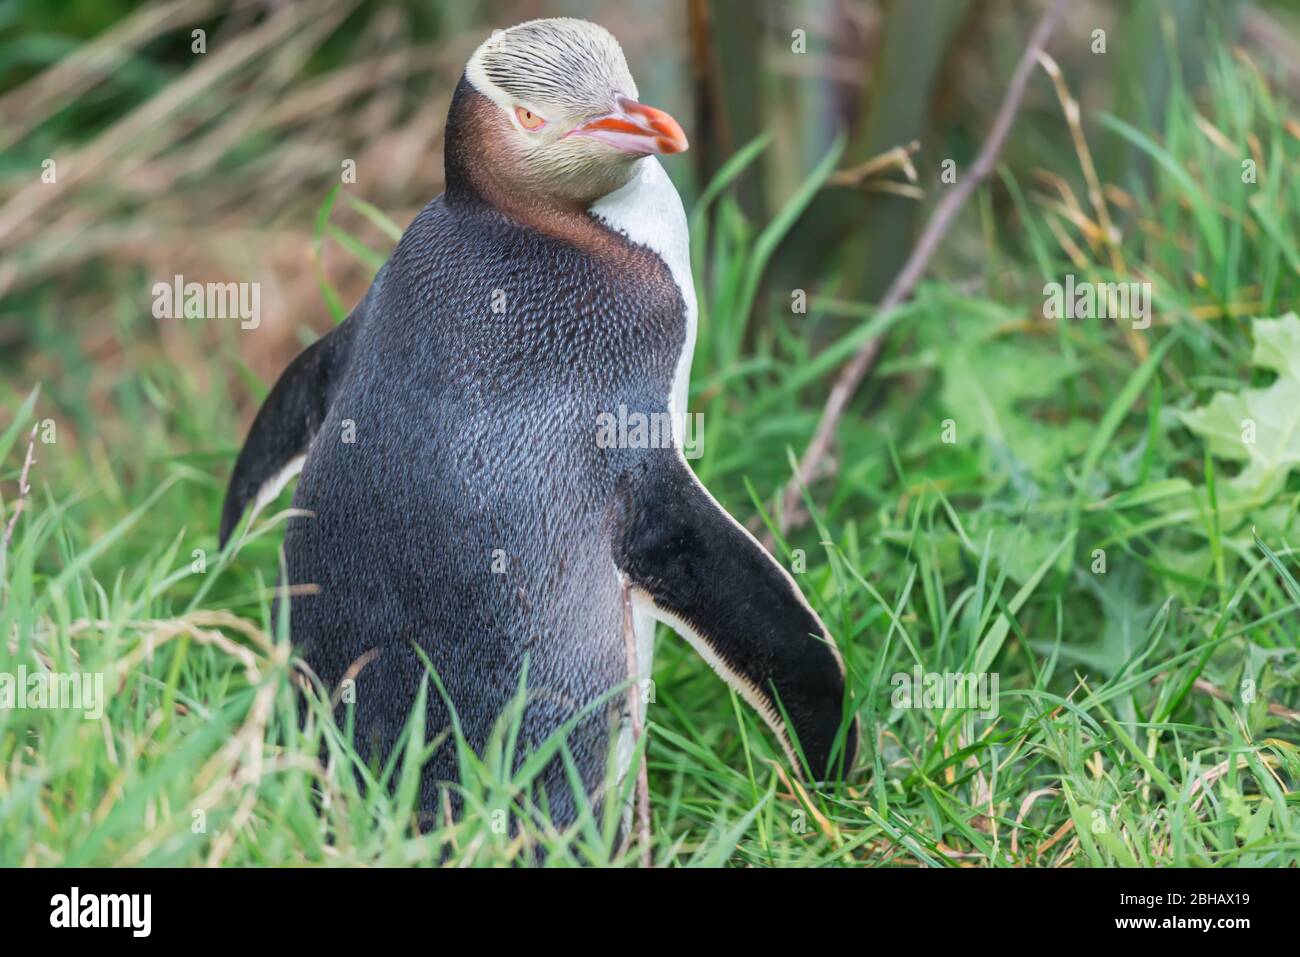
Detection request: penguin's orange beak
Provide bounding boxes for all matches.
[572,94,688,156]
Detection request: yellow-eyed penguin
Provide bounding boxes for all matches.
[220,17,857,827]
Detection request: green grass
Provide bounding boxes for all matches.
[2,43,1299,867]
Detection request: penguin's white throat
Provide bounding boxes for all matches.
[589,157,698,426]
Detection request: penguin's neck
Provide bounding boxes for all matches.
[443,77,698,418]
[588,158,692,314]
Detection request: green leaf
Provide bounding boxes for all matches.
[1179,313,1300,499]
[930,299,1088,472]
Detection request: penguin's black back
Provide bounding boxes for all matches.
[285,185,686,823]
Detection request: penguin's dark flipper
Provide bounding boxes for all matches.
[613,456,858,781]
[218,314,359,548]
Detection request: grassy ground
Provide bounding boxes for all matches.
[3,36,1300,867]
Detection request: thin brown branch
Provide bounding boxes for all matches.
[772,0,1068,541]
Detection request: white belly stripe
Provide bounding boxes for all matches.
[590,158,698,431]
[591,158,699,795]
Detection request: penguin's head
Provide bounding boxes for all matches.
[459,18,688,208]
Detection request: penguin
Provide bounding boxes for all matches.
[220,18,858,828]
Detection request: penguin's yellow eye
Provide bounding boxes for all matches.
[515,106,546,131]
